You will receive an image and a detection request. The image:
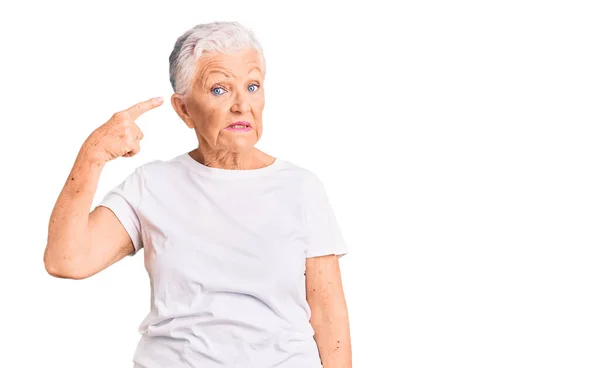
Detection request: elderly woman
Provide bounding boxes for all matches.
[43,21,351,367]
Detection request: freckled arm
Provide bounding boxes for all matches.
[306,255,352,367]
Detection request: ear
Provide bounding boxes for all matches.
[171,94,195,129]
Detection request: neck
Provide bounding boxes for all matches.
[189,147,274,170]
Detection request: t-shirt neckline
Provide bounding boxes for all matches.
[178,152,282,178]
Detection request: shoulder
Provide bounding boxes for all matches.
[275,159,322,184]
[133,153,189,178]
[107,155,188,196]
[275,159,329,199]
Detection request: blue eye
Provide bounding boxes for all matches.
[211,87,226,95]
[248,84,259,92]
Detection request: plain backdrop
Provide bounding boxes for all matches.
[1,1,599,367]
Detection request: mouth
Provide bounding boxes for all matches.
[226,121,252,131]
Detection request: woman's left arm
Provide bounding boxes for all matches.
[306,255,352,368]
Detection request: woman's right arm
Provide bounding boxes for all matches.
[43,148,133,279]
[43,97,163,279]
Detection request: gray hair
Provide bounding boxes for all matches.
[168,21,265,96]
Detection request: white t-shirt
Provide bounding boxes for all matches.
[99,152,348,368]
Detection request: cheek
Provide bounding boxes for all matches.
[188,96,208,120]
[252,96,265,114]
[191,99,226,127]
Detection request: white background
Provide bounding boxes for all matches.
[0,1,599,367]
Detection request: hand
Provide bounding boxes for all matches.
[83,97,164,163]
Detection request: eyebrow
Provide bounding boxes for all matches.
[249,66,261,73]
[209,68,262,78]
[201,67,263,88]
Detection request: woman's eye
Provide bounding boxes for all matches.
[248,84,259,92]
[211,87,226,95]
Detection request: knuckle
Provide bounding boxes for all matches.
[112,111,127,123]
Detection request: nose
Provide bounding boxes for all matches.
[230,92,250,114]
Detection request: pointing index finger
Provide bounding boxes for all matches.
[125,97,164,119]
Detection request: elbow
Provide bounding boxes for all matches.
[45,262,87,280]
[43,248,90,280]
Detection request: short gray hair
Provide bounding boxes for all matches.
[168,21,265,96]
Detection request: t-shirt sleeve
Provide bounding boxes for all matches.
[302,174,348,258]
[97,166,145,255]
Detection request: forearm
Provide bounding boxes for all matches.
[311,306,352,368]
[45,144,105,271]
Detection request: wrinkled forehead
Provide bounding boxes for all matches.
[195,49,265,82]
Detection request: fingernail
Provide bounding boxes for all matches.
[154,97,164,104]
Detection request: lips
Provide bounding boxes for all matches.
[227,121,251,128]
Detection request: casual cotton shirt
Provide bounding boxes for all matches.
[99,152,348,368]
